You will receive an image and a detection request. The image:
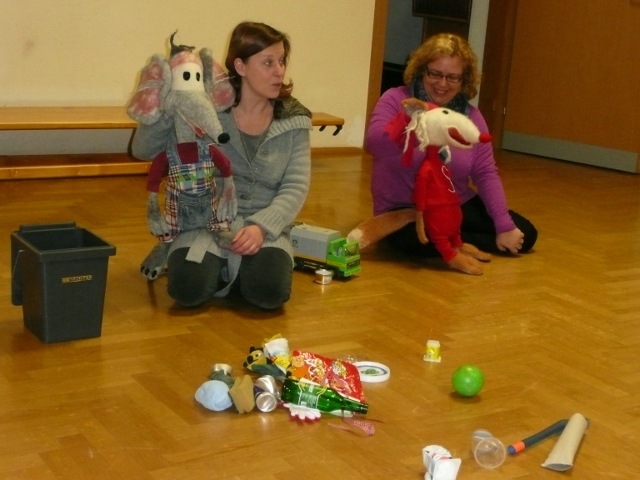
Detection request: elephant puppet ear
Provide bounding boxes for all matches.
[127,54,172,125]
[200,48,235,111]
[400,97,430,117]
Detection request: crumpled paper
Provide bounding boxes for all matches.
[195,380,233,411]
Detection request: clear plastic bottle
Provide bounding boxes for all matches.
[281,378,368,414]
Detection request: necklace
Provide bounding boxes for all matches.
[238,125,269,163]
[233,108,271,163]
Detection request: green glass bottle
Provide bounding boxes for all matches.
[281,378,368,414]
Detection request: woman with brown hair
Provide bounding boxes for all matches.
[133,22,312,309]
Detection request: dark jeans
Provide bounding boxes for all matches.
[386,195,538,256]
[167,246,292,309]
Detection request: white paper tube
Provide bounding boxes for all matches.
[542,413,588,471]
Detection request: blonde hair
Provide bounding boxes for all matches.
[404,33,480,100]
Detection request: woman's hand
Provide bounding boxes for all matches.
[496,228,525,254]
[228,224,267,255]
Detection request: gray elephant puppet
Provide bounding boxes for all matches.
[127,32,238,280]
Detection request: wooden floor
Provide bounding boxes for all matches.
[1,150,639,479]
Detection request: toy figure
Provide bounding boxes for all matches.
[127,32,237,280]
[348,98,493,275]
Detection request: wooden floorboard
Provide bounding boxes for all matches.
[0,150,639,479]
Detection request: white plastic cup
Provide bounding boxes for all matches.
[471,429,506,469]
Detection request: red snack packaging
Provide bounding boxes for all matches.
[287,350,365,402]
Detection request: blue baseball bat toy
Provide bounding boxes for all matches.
[508,419,568,455]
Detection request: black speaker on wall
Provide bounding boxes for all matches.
[412,0,472,22]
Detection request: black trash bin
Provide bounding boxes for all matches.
[11,222,116,343]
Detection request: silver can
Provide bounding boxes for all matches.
[254,375,278,396]
[314,269,334,284]
[210,363,233,376]
[255,391,279,412]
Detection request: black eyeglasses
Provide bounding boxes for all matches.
[424,67,463,84]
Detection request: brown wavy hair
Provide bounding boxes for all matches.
[225,21,293,105]
[403,33,480,100]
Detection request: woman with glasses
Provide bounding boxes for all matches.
[366,33,537,257]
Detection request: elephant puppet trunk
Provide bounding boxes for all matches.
[165,90,229,144]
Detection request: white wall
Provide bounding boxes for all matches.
[1,0,376,153]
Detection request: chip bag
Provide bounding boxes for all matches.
[287,350,365,402]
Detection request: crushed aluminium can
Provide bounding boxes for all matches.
[253,375,280,412]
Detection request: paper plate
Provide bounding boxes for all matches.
[353,361,391,383]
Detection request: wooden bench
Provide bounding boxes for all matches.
[0,107,344,180]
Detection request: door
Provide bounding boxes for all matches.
[501,0,640,172]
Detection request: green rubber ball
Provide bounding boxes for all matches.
[452,365,484,397]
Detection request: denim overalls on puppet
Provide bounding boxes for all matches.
[163,134,230,241]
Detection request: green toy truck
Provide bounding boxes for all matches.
[290,223,361,279]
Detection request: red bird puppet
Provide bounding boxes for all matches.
[348,98,493,275]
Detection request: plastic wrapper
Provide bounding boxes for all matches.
[287,350,365,402]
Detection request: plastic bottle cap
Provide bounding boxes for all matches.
[353,361,390,383]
